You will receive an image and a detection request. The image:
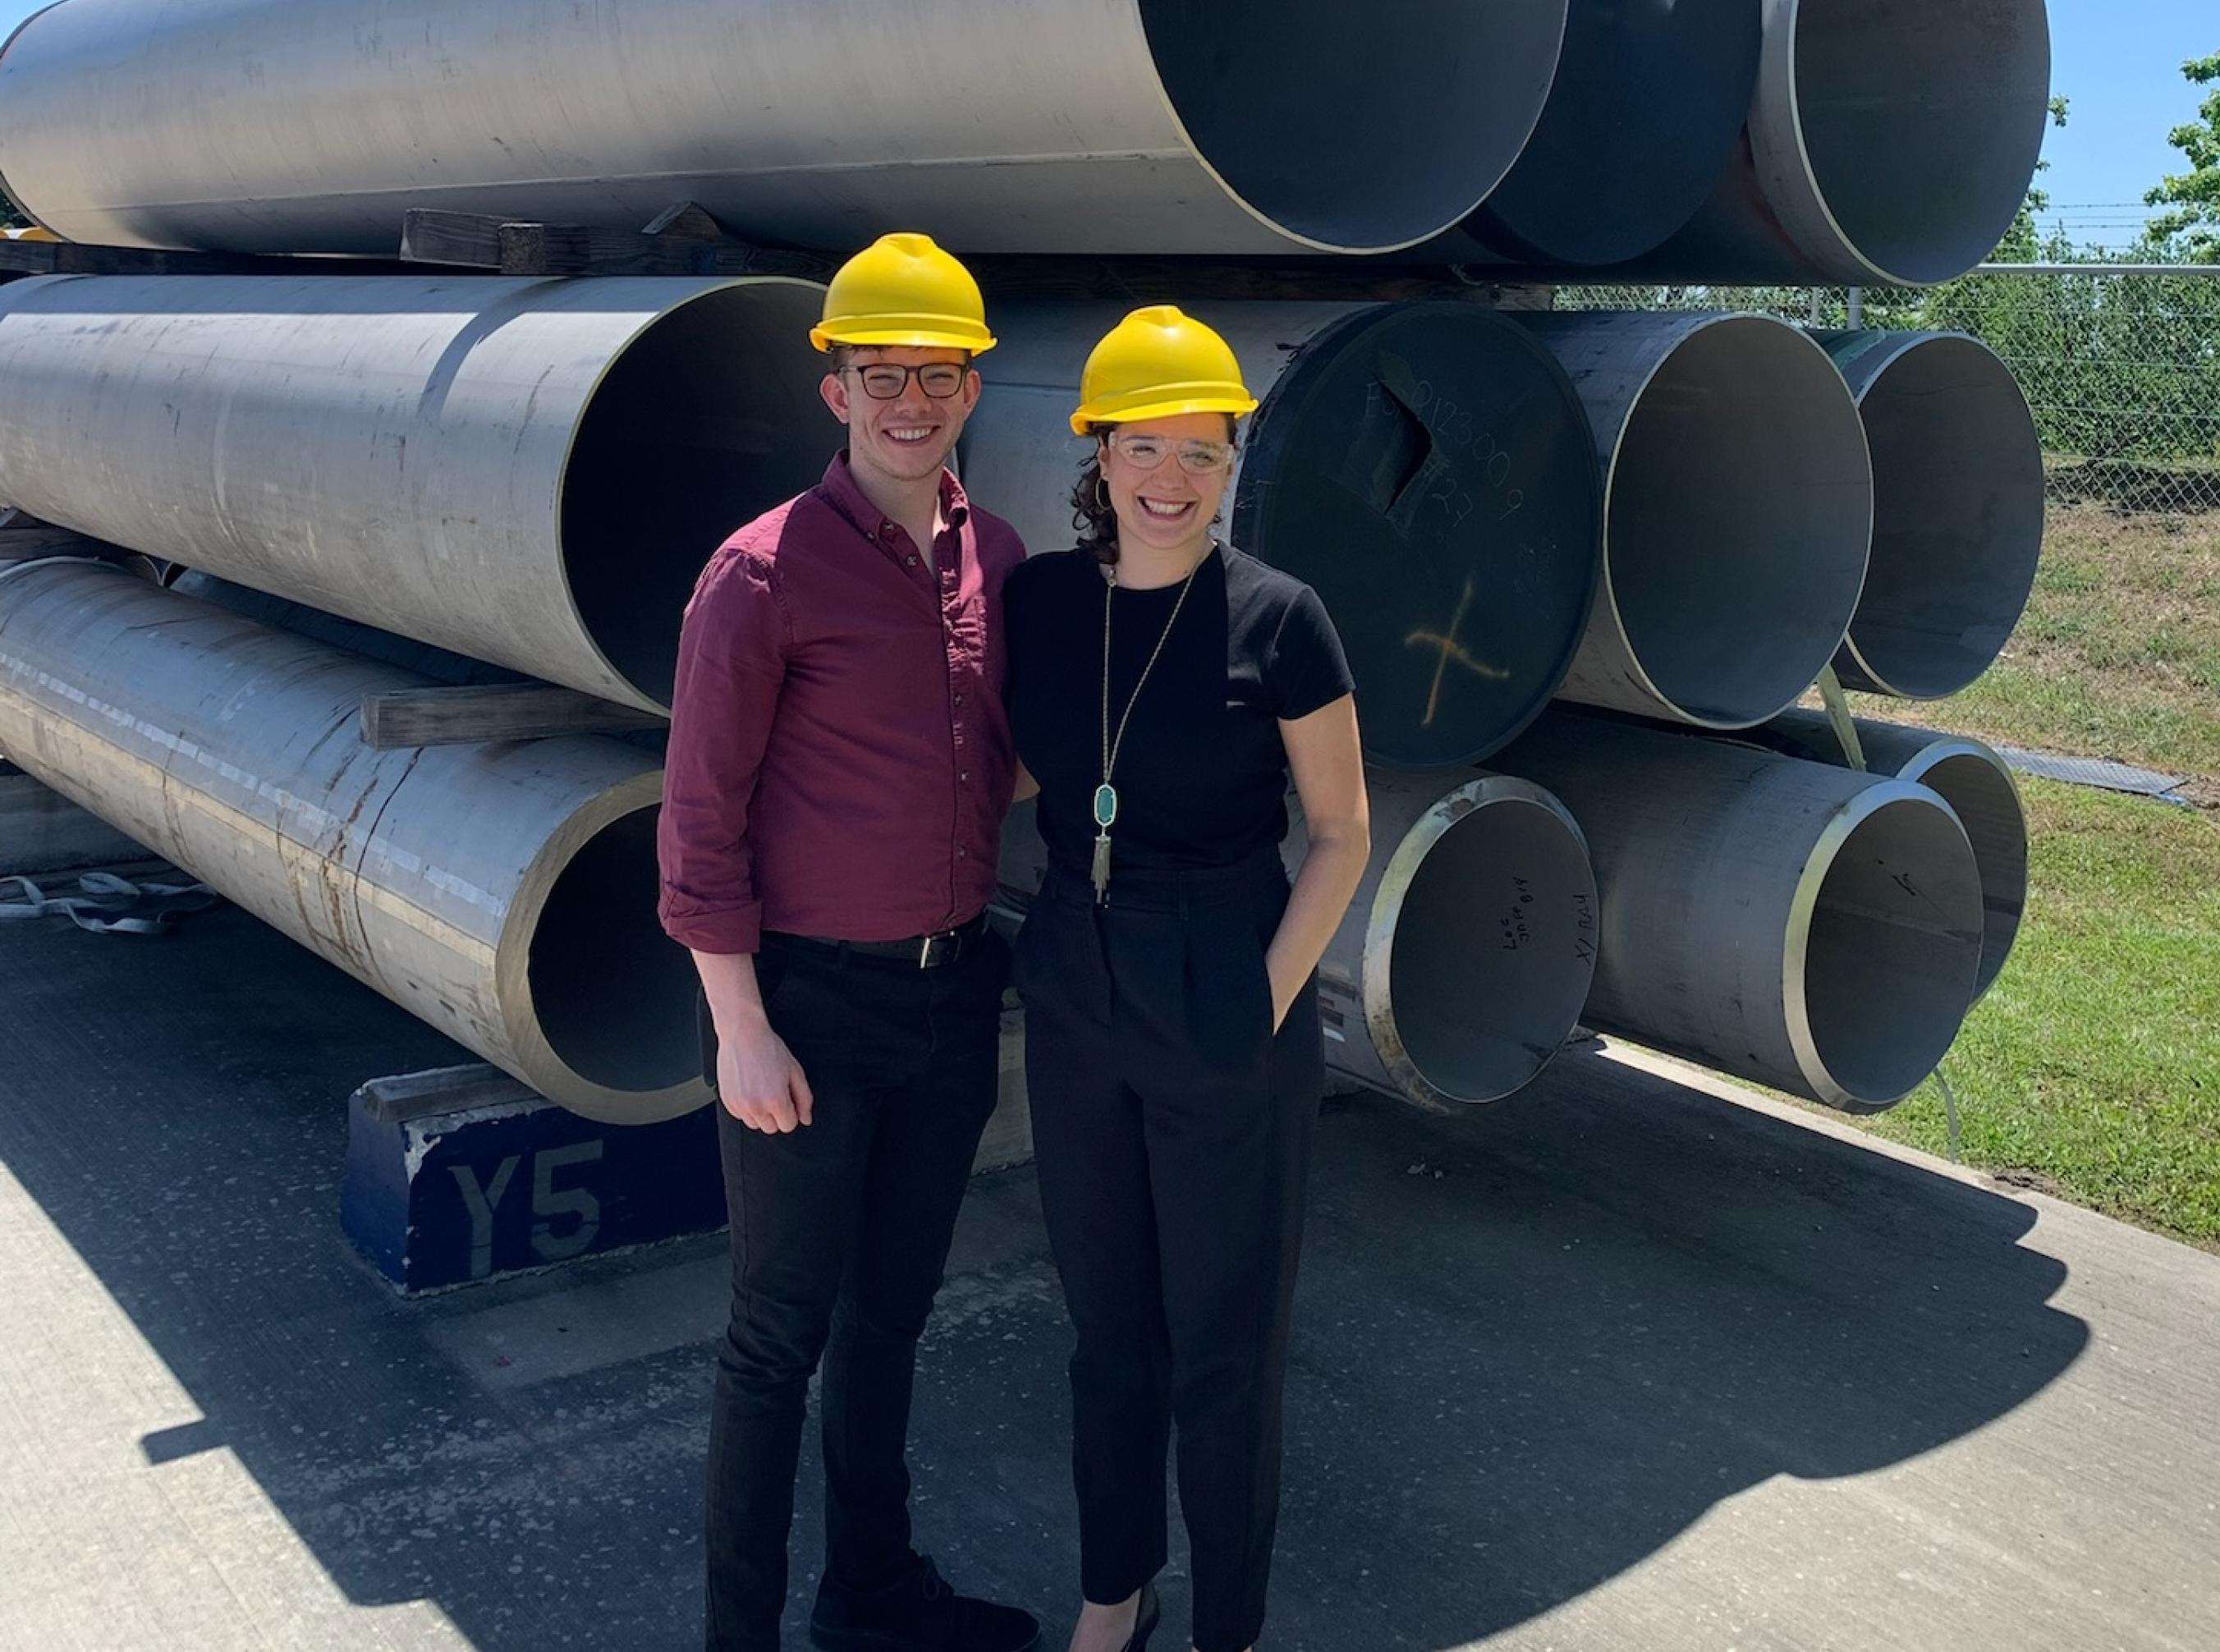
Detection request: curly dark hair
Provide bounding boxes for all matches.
[1070,424,1121,567]
[1068,418,1238,567]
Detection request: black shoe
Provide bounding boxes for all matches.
[1121,1583,1160,1652]
[810,1554,1040,1652]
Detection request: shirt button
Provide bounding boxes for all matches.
[960,770,970,782]
[956,847,969,858]
[906,554,918,567]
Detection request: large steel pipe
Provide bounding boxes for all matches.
[1605,0,2053,286]
[996,771,1598,1113]
[0,273,829,712]
[1297,770,1598,1109]
[1758,711,2027,1003]
[1495,713,1984,1112]
[1516,311,1873,729]
[964,301,1602,769]
[0,556,702,1124]
[1429,0,1763,268]
[0,0,1558,258]
[1819,332,2046,700]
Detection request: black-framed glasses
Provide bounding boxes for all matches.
[1103,431,1237,475]
[849,361,970,400]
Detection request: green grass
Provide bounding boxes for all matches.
[1846,779,2220,1250]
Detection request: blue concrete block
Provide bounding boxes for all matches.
[341,1065,724,1294]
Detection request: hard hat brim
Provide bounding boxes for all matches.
[810,314,997,355]
[1069,387,1261,436]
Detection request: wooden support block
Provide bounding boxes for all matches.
[398,207,828,281]
[359,682,667,750]
[341,1063,727,1295]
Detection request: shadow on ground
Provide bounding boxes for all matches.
[0,904,2087,1649]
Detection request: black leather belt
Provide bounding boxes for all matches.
[767,912,990,970]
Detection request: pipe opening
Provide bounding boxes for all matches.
[1800,796,1982,1106]
[1606,319,1871,727]
[1138,0,1566,252]
[529,804,699,1095]
[563,282,829,707]
[1911,753,2028,1002]
[1385,796,1595,1104]
[1466,0,1762,265]
[1843,338,2046,698]
[1793,0,2052,285]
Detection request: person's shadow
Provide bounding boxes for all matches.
[0,905,2084,1650]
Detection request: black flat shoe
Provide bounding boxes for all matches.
[1121,1583,1160,1652]
[810,1553,1039,1652]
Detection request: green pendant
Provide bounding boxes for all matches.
[1094,783,1119,828]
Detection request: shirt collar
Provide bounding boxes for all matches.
[819,451,972,543]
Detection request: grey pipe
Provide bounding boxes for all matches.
[0,556,702,1124]
[1295,769,1598,1109]
[0,273,830,712]
[0,0,1559,258]
[1495,713,1985,1112]
[1758,712,2027,1003]
[964,301,1602,769]
[1612,0,2053,286]
[996,770,1598,1113]
[1515,311,1873,729]
[1819,332,2046,700]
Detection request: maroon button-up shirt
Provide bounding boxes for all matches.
[658,454,1025,955]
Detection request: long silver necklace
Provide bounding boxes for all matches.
[1094,553,1204,902]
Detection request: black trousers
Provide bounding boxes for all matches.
[703,929,1009,1652]
[1012,851,1323,1652]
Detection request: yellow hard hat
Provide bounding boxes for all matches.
[2,225,58,241]
[1069,305,1259,435]
[810,232,996,355]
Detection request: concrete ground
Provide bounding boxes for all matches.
[2,902,2215,1652]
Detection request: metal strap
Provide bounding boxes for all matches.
[0,870,220,935]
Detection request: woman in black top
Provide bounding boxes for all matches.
[1003,306,1371,1652]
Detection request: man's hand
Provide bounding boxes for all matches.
[715,1012,815,1133]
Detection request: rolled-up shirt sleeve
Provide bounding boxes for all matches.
[657,546,789,955]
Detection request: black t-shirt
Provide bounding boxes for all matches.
[1005,544,1355,875]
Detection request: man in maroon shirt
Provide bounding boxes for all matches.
[659,234,1037,1652]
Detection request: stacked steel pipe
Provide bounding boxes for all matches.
[0,0,2052,1122]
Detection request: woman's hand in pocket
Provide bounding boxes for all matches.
[1266,952,1304,1035]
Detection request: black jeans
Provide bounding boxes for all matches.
[1012,852,1323,1652]
[703,929,1009,1652]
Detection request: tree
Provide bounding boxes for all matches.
[1990,95,2073,264]
[2145,54,2220,259]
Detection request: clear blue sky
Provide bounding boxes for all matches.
[0,0,2211,250]
[2039,0,2215,246]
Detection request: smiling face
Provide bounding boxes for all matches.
[820,345,981,489]
[1097,412,1237,563]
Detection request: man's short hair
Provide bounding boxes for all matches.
[825,344,974,374]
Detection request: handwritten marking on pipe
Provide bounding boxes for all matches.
[1407,576,1509,727]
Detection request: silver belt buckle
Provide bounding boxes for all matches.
[918,932,946,970]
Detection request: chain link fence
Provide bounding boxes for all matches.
[1557,268,2220,516]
